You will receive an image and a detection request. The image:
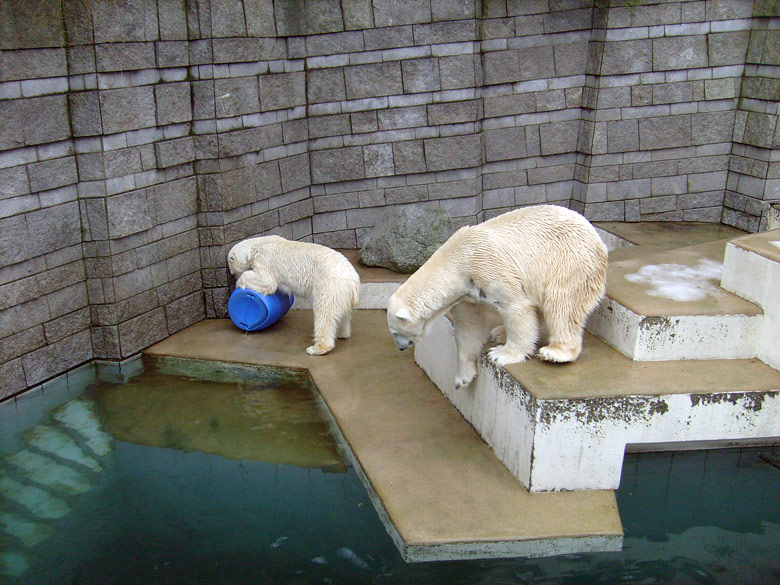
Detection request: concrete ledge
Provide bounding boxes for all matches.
[416,315,780,492]
[587,296,762,361]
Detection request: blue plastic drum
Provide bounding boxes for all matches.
[228,288,294,332]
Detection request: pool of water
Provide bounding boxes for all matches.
[1,367,779,584]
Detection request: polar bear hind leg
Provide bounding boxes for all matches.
[306,286,354,355]
[537,286,596,363]
[337,313,351,339]
[307,301,339,355]
[487,299,540,367]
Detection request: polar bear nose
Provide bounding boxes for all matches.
[392,334,414,351]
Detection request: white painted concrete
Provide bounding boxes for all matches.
[0,511,54,547]
[416,315,780,492]
[23,424,103,473]
[4,449,92,495]
[0,551,29,578]
[0,469,71,519]
[594,227,633,252]
[722,241,780,371]
[586,297,762,361]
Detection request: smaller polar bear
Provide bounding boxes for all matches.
[387,205,608,389]
[228,236,360,356]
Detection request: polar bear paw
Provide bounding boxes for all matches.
[538,344,578,363]
[488,325,506,343]
[487,345,530,367]
[454,366,478,390]
[306,343,334,356]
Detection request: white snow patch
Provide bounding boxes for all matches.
[769,240,780,250]
[625,259,724,302]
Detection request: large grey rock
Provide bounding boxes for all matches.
[359,207,453,274]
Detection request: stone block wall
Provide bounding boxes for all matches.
[1,0,779,398]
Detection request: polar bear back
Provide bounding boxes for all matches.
[231,236,360,302]
[436,205,607,303]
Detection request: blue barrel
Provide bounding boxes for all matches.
[228,288,294,332]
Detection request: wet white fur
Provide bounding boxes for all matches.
[387,205,608,389]
[228,236,360,356]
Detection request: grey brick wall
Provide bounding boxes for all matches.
[1,0,779,398]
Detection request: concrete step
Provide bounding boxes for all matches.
[50,398,113,457]
[721,229,780,371]
[586,239,764,362]
[0,467,71,520]
[0,511,54,548]
[23,424,102,473]
[4,449,93,496]
[416,314,780,493]
[0,549,30,578]
[0,398,111,578]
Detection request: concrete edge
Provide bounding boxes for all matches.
[403,534,624,563]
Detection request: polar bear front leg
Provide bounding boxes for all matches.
[450,302,496,389]
[487,301,539,367]
[236,269,277,295]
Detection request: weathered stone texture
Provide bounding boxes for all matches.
[345,62,403,99]
[260,72,306,111]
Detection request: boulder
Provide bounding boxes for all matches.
[359,207,453,273]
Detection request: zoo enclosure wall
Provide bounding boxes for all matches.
[1,0,779,398]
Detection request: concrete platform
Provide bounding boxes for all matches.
[416,319,780,492]
[144,312,623,562]
[594,222,746,260]
[587,239,763,361]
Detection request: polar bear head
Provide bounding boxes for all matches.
[227,239,255,277]
[387,294,427,351]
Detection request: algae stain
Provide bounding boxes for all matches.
[689,392,770,412]
[538,396,670,428]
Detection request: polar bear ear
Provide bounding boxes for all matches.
[394,307,412,321]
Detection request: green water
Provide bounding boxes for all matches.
[1,371,778,584]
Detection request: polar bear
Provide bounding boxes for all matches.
[228,236,360,356]
[387,205,608,389]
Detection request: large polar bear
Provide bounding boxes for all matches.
[387,205,608,389]
[227,236,360,356]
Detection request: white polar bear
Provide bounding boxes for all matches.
[228,235,360,356]
[387,205,608,389]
